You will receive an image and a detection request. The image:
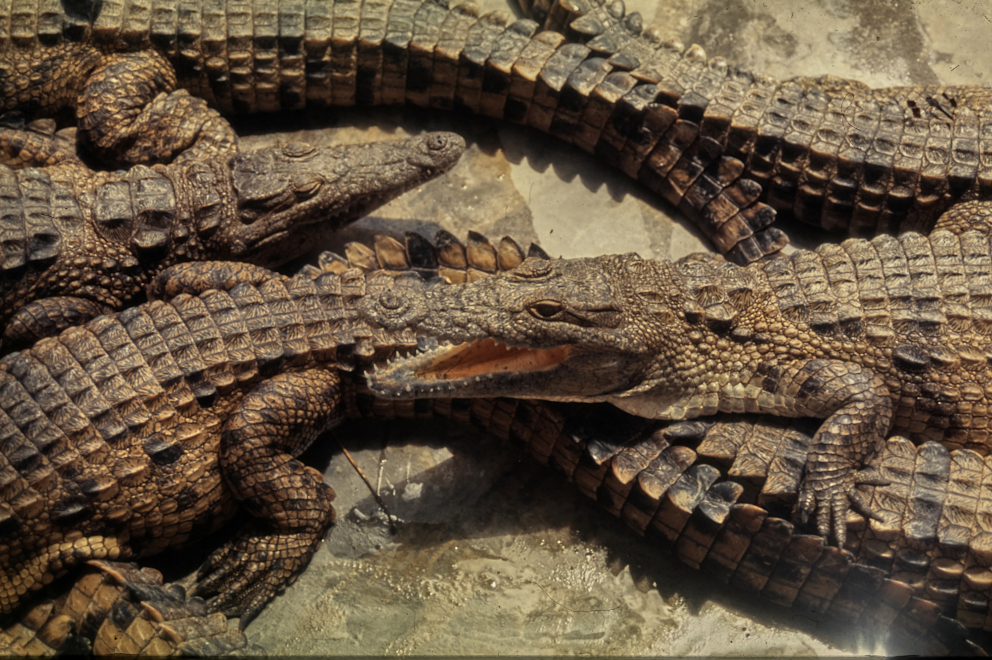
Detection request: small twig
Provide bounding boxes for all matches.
[336,436,398,534]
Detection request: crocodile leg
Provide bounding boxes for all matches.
[147,262,288,301]
[733,359,894,547]
[191,367,340,627]
[933,200,992,238]
[3,298,116,354]
[76,52,239,168]
[0,117,82,169]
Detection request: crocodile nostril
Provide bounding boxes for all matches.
[427,134,447,151]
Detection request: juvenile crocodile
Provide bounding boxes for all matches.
[330,228,987,649]
[0,120,464,351]
[363,229,992,552]
[6,1,992,262]
[327,228,991,645]
[0,225,581,633]
[196,227,974,652]
[1,226,974,654]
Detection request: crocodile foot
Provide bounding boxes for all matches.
[797,465,889,547]
[192,524,329,628]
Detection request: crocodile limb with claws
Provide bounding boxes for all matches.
[363,230,992,551]
[0,228,631,636]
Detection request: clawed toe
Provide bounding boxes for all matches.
[798,468,886,548]
[190,526,324,627]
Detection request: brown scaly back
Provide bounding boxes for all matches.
[0,228,545,635]
[517,406,982,653]
[0,560,252,656]
[0,125,465,353]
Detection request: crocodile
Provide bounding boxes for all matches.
[5,0,992,262]
[362,229,992,553]
[515,406,988,652]
[0,226,977,655]
[0,118,464,351]
[0,225,582,633]
[1,560,252,656]
[514,0,992,257]
[335,228,992,650]
[231,228,978,652]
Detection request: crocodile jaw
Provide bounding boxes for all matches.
[368,338,623,400]
[217,132,465,266]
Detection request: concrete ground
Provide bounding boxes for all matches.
[157,0,992,655]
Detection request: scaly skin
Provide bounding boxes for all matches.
[0,560,251,656]
[362,229,992,550]
[519,0,992,256]
[0,229,570,632]
[0,121,464,352]
[1,228,977,654]
[5,0,992,261]
[500,407,982,652]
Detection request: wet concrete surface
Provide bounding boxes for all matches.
[161,0,991,655]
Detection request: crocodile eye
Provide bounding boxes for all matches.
[529,301,563,320]
[637,290,667,304]
[379,292,404,311]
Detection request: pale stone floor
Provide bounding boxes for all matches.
[151,0,992,655]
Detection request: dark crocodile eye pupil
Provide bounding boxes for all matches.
[534,304,560,318]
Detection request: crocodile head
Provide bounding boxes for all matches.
[192,132,465,266]
[362,253,698,415]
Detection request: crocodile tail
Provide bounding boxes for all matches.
[351,390,982,653]
[305,229,548,283]
[531,408,985,653]
[0,560,250,656]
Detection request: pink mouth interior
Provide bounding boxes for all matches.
[415,338,572,381]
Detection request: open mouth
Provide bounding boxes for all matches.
[369,338,573,397]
